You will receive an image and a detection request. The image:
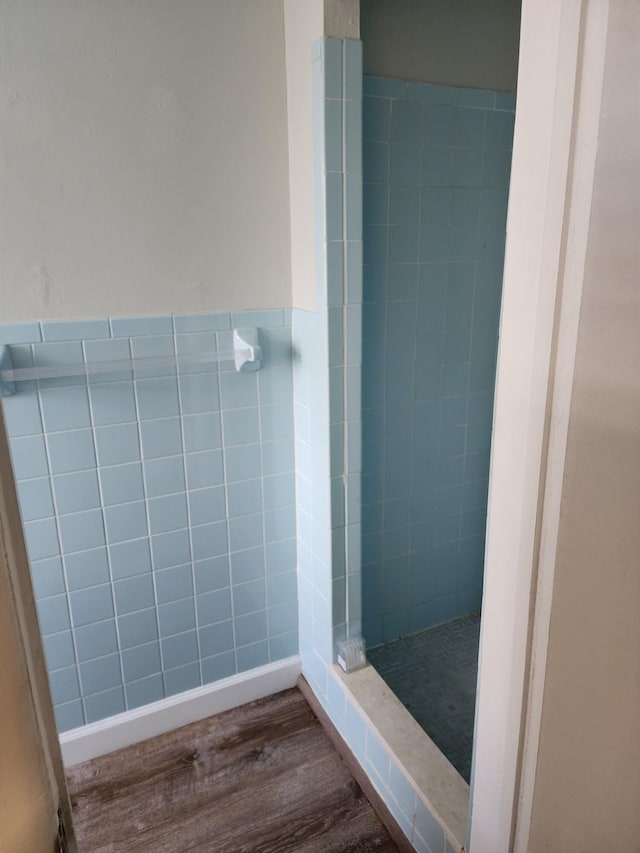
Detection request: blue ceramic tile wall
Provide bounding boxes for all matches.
[361,76,515,646]
[295,38,460,853]
[0,311,297,731]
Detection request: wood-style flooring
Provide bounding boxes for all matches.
[66,688,399,853]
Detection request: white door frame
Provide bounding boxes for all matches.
[469,2,609,850]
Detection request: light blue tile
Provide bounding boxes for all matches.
[118,607,158,649]
[109,537,152,579]
[267,571,297,608]
[363,76,406,99]
[114,573,155,615]
[228,513,263,552]
[10,434,49,479]
[37,594,71,637]
[193,556,230,594]
[269,632,298,660]
[110,316,173,337]
[148,492,188,535]
[224,444,261,483]
[345,96,363,177]
[188,486,226,527]
[43,631,76,670]
[24,517,59,561]
[165,661,200,696]
[390,143,421,187]
[59,509,105,553]
[74,619,118,663]
[53,469,100,514]
[191,521,227,561]
[364,183,388,226]
[49,666,80,704]
[0,322,42,344]
[233,578,266,618]
[391,99,423,144]
[263,473,294,510]
[236,641,269,673]
[494,91,516,111]
[268,602,298,637]
[31,556,65,599]
[324,97,343,173]
[2,387,43,436]
[179,373,219,414]
[265,506,296,544]
[421,147,453,188]
[414,797,445,853]
[155,563,193,604]
[94,423,139,467]
[125,673,164,709]
[84,338,132,382]
[158,597,196,637]
[221,407,260,447]
[182,412,221,452]
[323,38,343,99]
[54,699,85,732]
[455,107,486,148]
[100,463,144,506]
[325,172,344,241]
[121,641,162,682]
[89,382,136,426]
[33,341,84,389]
[262,439,295,477]
[453,147,482,186]
[344,39,363,100]
[172,313,231,333]
[230,546,265,585]
[258,367,293,407]
[227,479,262,518]
[139,417,182,459]
[144,456,185,497]
[185,449,223,490]
[174,331,217,367]
[65,547,110,590]
[453,86,493,108]
[136,377,179,420]
[104,501,148,544]
[345,172,363,241]
[196,588,232,627]
[199,620,234,658]
[130,334,175,379]
[345,701,367,761]
[79,653,122,696]
[202,650,236,684]
[17,477,53,522]
[234,609,268,647]
[219,372,258,410]
[162,630,198,669]
[151,529,191,571]
[69,584,114,626]
[482,148,512,187]
[42,319,110,342]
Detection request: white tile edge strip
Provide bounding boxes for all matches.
[60,655,301,767]
[334,664,469,851]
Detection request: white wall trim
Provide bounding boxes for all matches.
[512,3,609,849]
[60,656,301,767]
[469,2,586,850]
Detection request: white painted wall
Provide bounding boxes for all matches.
[0,0,292,321]
[361,0,521,91]
[526,3,640,849]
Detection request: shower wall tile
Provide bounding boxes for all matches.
[361,75,515,644]
[0,311,297,732]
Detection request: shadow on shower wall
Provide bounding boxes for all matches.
[360,75,514,670]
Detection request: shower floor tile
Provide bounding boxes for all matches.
[366,611,481,783]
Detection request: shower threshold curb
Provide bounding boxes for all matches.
[336,664,469,852]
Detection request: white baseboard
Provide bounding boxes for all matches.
[60,655,301,767]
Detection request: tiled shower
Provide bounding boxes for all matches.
[360,74,515,778]
[0,312,298,731]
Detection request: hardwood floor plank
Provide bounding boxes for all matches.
[67,688,399,853]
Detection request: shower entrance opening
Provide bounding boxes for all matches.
[360,65,516,782]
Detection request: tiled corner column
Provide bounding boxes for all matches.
[294,37,363,689]
[294,37,460,853]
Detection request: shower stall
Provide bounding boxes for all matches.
[360,74,515,781]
